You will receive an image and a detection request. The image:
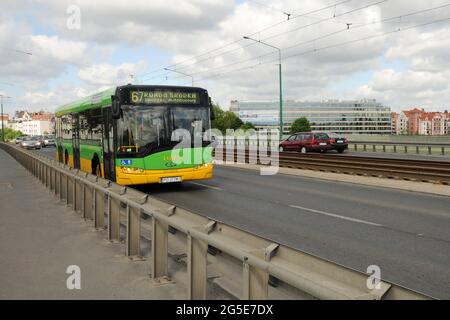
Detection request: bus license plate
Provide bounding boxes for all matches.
[160,177,181,183]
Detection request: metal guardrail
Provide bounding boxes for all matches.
[0,142,434,300]
[350,141,450,156]
[217,139,450,155]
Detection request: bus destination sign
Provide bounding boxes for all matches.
[130,90,199,105]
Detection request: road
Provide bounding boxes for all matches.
[35,147,450,298]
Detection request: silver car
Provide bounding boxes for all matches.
[20,136,42,149]
[42,135,56,147]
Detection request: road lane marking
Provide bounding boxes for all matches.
[188,181,224,191]
[289,205,383,227]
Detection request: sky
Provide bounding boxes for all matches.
[1,0,450,115]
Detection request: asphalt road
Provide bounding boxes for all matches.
[35,147,450,298]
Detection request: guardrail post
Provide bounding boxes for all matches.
[52,167,57,194]
[404,146,408,153]
[67,175,72,206]
[58,171,63,201]
[363,144,366,151]
[76,177,84,214]
[428,146,432,155]
[93,189,105,229]
[108,195,121,242]
[354,144,357,151]
[151,206,173,281]
[187,233,208,299]
[242,243,278,300]
[442,147,445,156]
[187,221,216,300]
[393,145,397,153]
[83,184,93,220]
[372,145,376,152]
[416,146,420,154]
[46,164,50,188]
[382,145,386,152]
[126,204,142,258]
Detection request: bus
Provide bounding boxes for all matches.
[54,85,214,185]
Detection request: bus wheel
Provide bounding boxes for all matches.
[64,150,69,165]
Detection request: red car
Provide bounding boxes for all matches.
[279,132,334,153]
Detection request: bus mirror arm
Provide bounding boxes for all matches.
[112,95,121,119]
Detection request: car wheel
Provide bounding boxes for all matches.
[279,146,284,152]
[337,149,344,153]
[300,147,307,154]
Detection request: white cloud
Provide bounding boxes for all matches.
[2,0,450,112]
[78,61,147,86]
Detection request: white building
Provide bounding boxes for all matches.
[13,120,52,136]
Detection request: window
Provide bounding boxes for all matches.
[79,108,102,141]
[61,114,72,140]
[314,133,329,140]
[286,135,296,141]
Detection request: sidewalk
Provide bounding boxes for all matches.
[0,148,184,299]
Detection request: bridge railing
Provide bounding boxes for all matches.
[350,141,450,156]
[216,137,450,156]
[0,142,433,300]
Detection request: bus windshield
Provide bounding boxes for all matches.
[117,105,209,154]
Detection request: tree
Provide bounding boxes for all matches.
[290,117,311,134]
[211,104,244,134]
[0,128,24,142]
[239,122,256,131]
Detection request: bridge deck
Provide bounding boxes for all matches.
[0,148,184,299]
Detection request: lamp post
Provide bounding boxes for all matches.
[164,68,194,86]
[0,94,12,142]
[243,36,283,136]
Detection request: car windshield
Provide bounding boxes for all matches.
[117,105,210,154]
[30,136,40,140]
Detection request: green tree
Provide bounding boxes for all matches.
[290,117,311,134]
[211,104,244,134]
[0,128,24,142]
[239,122,256,131]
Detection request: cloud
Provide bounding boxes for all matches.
[78,61,147,86]
[3,0,450,112]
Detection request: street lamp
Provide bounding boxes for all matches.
[243,36,283,136]
[164,68,194,86]
[0,94,12,142]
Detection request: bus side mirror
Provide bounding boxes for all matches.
[112,95,121,119]
[209,97,215,120]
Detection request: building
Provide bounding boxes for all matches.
[391,112,398,134]
[0,114,9,130]
[392,108,450,135]
[231,99,391,135]
[7,110,55,135]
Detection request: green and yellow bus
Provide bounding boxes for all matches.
[55,85,214,185]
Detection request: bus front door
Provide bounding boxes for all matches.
[102,108,116,181]
[72,113,81,169]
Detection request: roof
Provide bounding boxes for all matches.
[55,87,116,116]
